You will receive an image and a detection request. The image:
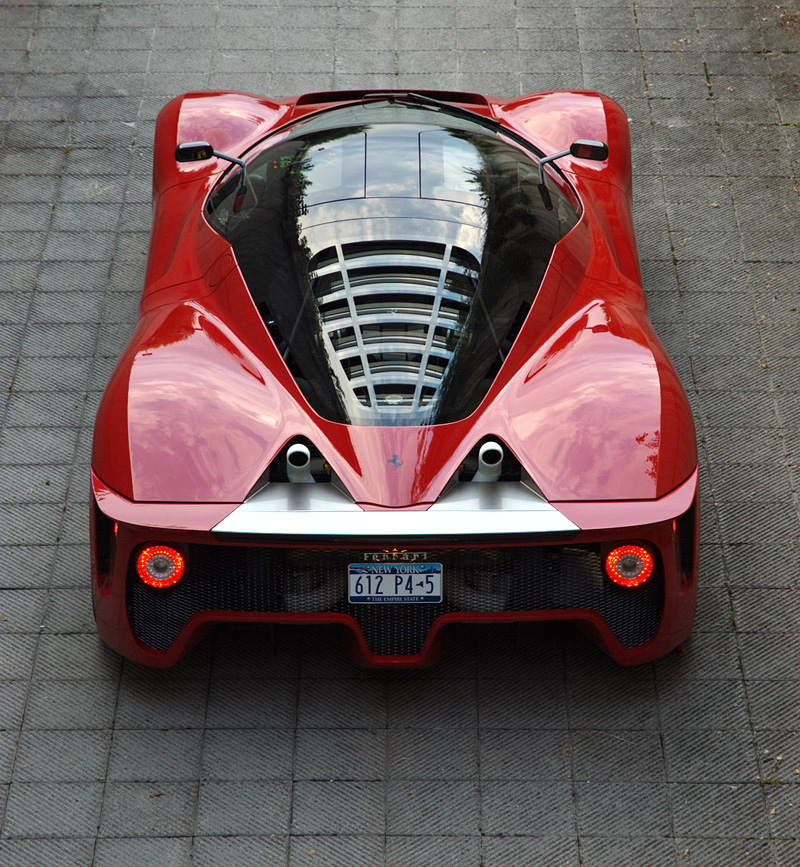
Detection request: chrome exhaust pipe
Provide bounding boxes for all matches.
[286,443,315,484]
[472,441,504,483]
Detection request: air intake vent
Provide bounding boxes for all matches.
[295,90,489,107]
[310,241,480,423]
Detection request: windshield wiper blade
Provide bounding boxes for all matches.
[394,91,503,127]
[372,92,556,208]
[361,91,546,160]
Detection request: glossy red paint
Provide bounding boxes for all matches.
[91,469,697,668]
[95,214,695,506]
[92,89,698,668]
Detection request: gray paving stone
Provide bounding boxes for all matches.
[480,728,570,783]
[563,636,655,680]
[13,728,110,783]
[37,260,111,293]
[93,836,193,867]
[755,730,800,784]
[717,500,798,545]
[58,175,127,205]
[44,542,90,589]
[567,669,660,728]
[98,7,156,29]
[576,780,673,836]
[98,781,197,837]
[0,730,14,785]
[0,681,28,730]
[389,727,477,780]
[671,782,770,838]
[478,677,568,729]
[56,501,93,546]
[481,780,574,835]
[297,677,384,729]
[2,781,104,838]
[107,729,203,782]
[710,461,794,504]
[385,835,480,867]
[196,780,291,836]
[483,836,580,866]
[202,728,294,781]
[654,630,743,680]
[764,785,800,840]
[387,779,479,835]
[121,647,212,682]
[210,625,301,680]
[0,426,79,466]
[33,633,121,681]
[732,588,800,633]
[0,589,47,634]
[388,678,477,729]
[115,677,208,730]
[663,729,760,783]
[41,588,97,634]
[675,837,777,867]
[474,623,565,680]
[288,835,380,867]
[291,780,384,835]
[0,472,65,512]
[775,839,800,867]
[571,729,667,782]
[207,678,297,729]
[580,837,679,866]
[0,636,37,681]
[5,390,87,428]
[0,838,95,867]
[295,727,385,780]
[740,633,800,681]
[696,392,781,431]
[194,835,287,867]
[13,356,93,392]
[23,679,118,730]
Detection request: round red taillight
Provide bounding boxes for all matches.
[605,545,653,587]
[136,545,185,588]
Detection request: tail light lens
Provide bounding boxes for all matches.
[605,545,653,587]
[136,545,185,588]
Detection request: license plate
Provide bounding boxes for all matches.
[348,563,442,603]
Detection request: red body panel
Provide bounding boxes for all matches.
[92,89,698,668]
[92,469,698,668]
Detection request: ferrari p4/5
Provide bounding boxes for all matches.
[91,89,698,667]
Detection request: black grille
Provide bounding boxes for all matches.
[128,544,663,655]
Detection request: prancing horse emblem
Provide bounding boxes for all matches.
[387,454,403,469]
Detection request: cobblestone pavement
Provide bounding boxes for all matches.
[1,0,798,864]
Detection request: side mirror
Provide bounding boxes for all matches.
[537,139,610,210]
[175,141,215,162]
[569,140,609,161]
[175,141,248,212]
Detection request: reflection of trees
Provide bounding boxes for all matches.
[434,132,569,423]
[212,117,581,427]
[138,306,198,353]
[227,129,367,422]
[635,430,660,480]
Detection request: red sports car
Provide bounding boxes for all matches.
[91,89,698,668]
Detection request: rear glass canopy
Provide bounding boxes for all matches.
[207,101,579,426]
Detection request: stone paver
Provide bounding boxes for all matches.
[0,1,798,864]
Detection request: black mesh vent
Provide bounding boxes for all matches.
[128,544,663,655]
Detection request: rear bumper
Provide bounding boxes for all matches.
[90,469,698,667]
